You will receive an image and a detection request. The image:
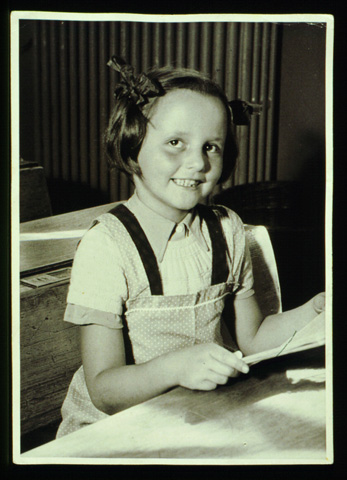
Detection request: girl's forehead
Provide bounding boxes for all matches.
[148,89,227,127]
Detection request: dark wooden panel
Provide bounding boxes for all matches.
[20,166,52,222]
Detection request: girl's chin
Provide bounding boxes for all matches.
[158,199,203,221]
[170,195,204,211]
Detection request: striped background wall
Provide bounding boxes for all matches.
[26,20,280,203]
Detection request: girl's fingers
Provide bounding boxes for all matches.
[199,380,218,391]
[208,357,240,378]
[228,368,241,378]
[210,346,249,374]
[207,371,229,386]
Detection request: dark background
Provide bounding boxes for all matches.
[19,21,326,213]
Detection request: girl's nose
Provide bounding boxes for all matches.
[184,148,207,172]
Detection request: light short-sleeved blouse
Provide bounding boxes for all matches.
[64,194,255,330]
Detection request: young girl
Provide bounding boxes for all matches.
[57,57,325,438]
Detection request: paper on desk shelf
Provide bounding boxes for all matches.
[243,312,325,366]
[20,230,87,241]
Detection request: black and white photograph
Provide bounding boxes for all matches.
[11,11,333,465]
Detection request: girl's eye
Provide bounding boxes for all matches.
[168,139,183,148]
[204,144,221,154]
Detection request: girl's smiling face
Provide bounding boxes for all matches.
[133,89,227,223]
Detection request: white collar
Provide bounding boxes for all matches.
[126,193,210,262]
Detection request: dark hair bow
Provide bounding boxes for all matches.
[107,56,163,107]
[229,100,263,126]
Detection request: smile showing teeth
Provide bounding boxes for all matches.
[172,179,202,188]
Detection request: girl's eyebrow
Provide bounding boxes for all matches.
[207,137,225,143]
[161,130,187,137]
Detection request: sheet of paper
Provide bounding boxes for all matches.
[20,267,71,288]
[243,312,325,366]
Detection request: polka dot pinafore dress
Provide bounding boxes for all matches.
[56,203,252,438]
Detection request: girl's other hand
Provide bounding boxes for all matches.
[312,292,326,314]
[171,343,249,391]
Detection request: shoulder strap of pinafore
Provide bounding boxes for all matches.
[107,203,230,293]
[197,204,230,285]
[108,203,163,295]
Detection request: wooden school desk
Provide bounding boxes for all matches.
[21,347,327,463]
[19,203,329,462]
[20,202,119,435]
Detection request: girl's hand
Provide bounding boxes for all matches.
[171,343,249,391]
[312,292,326,314]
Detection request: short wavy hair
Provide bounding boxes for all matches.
[104,65,238,184]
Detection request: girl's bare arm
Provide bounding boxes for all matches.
[81,324,249,415]
[233,293,325,356]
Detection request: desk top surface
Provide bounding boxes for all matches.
[20,203,119,274]
[22,348,329,464]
